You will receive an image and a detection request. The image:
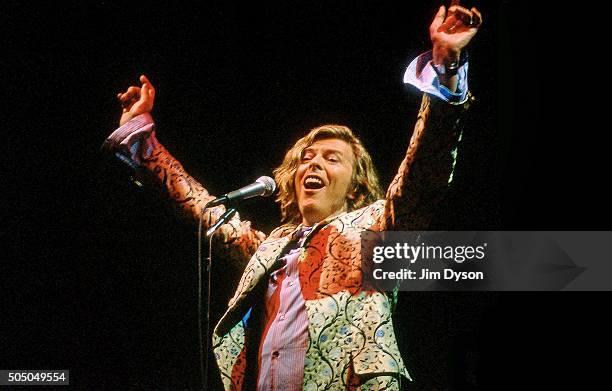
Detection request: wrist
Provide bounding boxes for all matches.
[120,112,135,127]
[432,50,468,78]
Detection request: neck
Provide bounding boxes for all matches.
[301,208,346,227]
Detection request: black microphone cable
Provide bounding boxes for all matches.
[197,209,214,391]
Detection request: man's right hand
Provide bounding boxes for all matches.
[117,75,156,126]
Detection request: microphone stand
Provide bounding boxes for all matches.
[205,207,237,238]
[198,206,237,390]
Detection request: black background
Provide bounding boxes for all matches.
[2,1,610,390]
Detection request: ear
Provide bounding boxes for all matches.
[347,187,358,200]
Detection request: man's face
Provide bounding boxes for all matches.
[295,138,355,226]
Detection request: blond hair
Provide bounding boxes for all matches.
[273,124,383,224]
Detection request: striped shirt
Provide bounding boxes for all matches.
[257,227,311,390]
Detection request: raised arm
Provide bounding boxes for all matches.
[104,75,266,265]
[384,2,482,231]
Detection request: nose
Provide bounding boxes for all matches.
[308,154,324,170]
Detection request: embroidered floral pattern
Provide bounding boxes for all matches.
[122,93,470,389]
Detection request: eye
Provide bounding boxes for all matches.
[301,149,314,158]
[326,155,339,163]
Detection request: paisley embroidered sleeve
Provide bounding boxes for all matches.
[383,92,474,231]
[103,114,266,265]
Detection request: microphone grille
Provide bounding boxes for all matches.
[256,176,277,196]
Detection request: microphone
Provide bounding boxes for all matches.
[205,176,276,208]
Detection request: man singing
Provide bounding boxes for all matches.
[103,2,481,389]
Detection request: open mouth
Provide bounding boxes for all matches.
[303,175,325,190]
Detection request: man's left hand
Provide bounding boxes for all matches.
[430,1,482,71]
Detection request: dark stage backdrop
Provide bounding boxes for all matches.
[3,1,610,390]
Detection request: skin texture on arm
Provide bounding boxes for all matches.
[115,76,266,266]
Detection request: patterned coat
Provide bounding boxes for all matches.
[114,92,472,389]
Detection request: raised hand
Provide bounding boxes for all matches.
[117,75,156,126]
[429,1,482,69]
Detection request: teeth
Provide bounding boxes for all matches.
[305,177,323,185]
